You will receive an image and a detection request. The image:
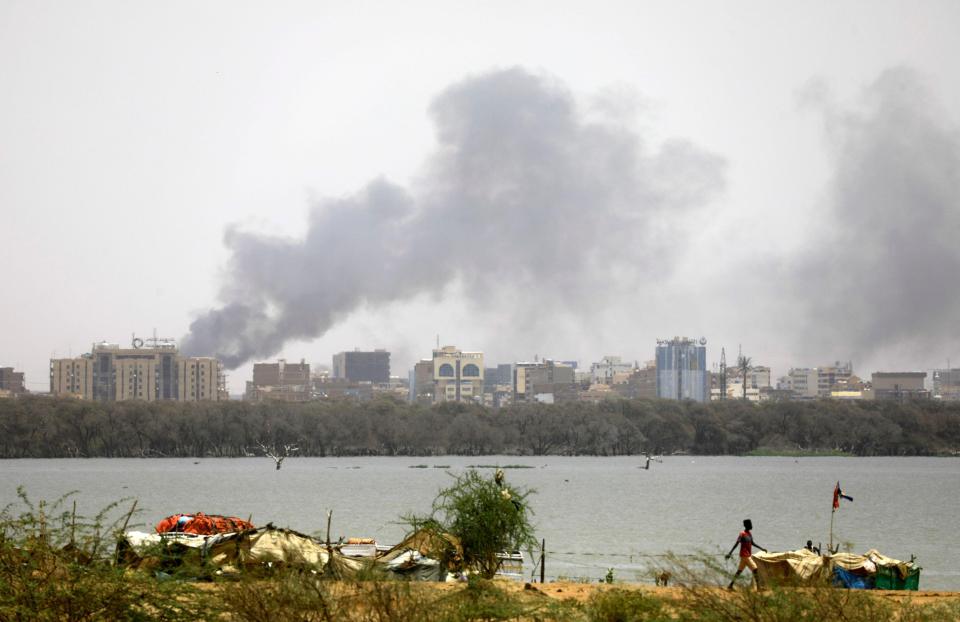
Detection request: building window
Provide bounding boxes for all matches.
[462,364,480,377]
[438,363,455,377]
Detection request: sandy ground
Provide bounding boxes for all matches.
[496,579,960,605]
[192,576,960,606]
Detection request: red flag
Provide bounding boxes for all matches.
[833,481,853,510]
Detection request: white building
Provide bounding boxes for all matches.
[784,368,818,399]
[590,355,634,384]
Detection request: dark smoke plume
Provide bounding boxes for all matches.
[182,68,725,367]
[786,68,960,363]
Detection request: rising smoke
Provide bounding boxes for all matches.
[181,68,726,367]
[785,67,960,364]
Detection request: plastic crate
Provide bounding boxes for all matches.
[875,565,920,591]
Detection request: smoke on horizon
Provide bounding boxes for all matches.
[784,67,960,366]
[181,67,726,367]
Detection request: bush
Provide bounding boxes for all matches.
[0,488,214,621]
[585,588,669,622]
[406,469,537,579]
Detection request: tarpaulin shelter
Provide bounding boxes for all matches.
[115,531,208,571]
[754,548,920,590]
[117,525,453,581]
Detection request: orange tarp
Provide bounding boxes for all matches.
[155,512,254,535]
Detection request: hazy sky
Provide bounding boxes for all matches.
[3,1,959,393]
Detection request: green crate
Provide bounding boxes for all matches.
[875,565,920,591]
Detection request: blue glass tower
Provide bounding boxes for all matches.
[655,337,708,402]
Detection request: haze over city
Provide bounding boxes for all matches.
[3,1,960,393]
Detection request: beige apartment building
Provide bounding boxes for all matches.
[514,360,576,403]
[867,372,929,401]
[245,359,312,402]
[50,338,226,402]
[0,367,27,396]
[432,345,484,403]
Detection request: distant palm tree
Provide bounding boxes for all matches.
[738,354,752,401]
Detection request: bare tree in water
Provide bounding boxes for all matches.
[255,441,298,470]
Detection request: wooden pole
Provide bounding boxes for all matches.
[829,509,835,552]
[70,500,77,547]
[116,500,138,565]
[540,538,546,583]
[326,510,333,547]
[325,510,334,577]
[120,500,138,534]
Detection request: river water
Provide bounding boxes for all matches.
[2,456,957,589]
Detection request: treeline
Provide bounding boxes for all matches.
[1,396,959,459]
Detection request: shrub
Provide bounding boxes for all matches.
[585,588,669,622]
[406,469,537,579]
[0,488,214,621]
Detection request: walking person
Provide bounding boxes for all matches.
[725,518,767,589]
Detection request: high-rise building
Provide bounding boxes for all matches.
[783,368,818,399]
[590,356,635,385]
[932,368,960,401]
[612,362,658,400]
[779,363,854,400]
[0,367,26,396]
[514,360,576,403]
[332,350,390,384]
[655,337,708,402]
[816,362,854,397]
[868,372,929,401]
[50,337,226,401]
[432,345,483,404]
[409,359,435,404]
[246,359,311,402]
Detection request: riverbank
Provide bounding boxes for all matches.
[523,580,960,605]
[195,577,960,621]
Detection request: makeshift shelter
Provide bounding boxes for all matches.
[203,526,332,574]
[116,531,208,571]
[117,525,453,581]
[754,549,920,590]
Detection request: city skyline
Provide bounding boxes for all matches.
[12,330,956,398]
[3,2,960,395]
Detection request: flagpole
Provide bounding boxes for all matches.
[829,508,835,552]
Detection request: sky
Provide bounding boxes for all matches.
[2,0,960,394]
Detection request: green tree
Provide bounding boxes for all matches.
[738,354,752,402]
[407,470,537,579]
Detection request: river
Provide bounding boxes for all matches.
[2,456,957,589]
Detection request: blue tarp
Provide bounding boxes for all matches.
[832,566,875,590]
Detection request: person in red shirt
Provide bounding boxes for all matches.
[725,518,767,589]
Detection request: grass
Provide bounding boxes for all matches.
[218,574,960,622]
[0,487,216,621]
